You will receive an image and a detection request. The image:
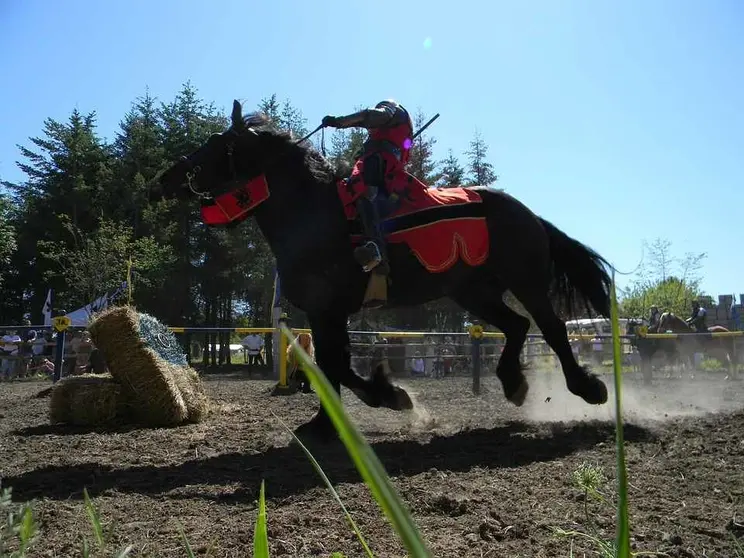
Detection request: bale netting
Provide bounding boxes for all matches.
[49,374,130,426]
[86,305,210,427]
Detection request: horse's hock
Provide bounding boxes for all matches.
[50,305,210,427]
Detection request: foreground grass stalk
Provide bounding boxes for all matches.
[610,272,631,558]
[81,488,133,558]
[253,480,270,557]
[281,325,433,558]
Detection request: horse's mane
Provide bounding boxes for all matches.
[239,112,338,185]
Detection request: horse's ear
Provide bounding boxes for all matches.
[231,100,243,129]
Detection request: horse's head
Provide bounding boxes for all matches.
[658,311,688,332]
[155,100,276,203]
[154,100,337,230]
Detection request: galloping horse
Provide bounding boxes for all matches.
[657,312,737,370]
[153,100,615,440]
[627,318,685,377]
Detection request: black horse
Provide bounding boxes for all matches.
[154,100,614,440]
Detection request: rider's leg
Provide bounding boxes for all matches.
[353,154,389,274]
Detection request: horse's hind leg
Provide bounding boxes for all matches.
[452,282,531,406]
[512,288,608,405]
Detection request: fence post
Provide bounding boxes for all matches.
[468,325,484,395]
[271,313,293,396]
[51,313,71,383]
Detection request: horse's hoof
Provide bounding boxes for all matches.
[386,385,413,411]
[351,387,381,408]
[506,380,529,407]
[569,375,608,405]
[293,415,336,443]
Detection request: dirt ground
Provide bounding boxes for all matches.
[1,370,744,558]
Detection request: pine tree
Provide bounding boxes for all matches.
[0,195,16,293]
[157,82,230,324]
[465,129,498,186]
[258,93,308,138]
[437,149,466,188]
[110,88,167,227]
[1,108,115,318]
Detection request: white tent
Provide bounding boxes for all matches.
[42,282,128,327]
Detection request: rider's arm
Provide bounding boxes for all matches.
[333,105,397,129]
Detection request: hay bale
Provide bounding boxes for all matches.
[171,363,210,423]
[87,305,209,426]
[49,374,129,426]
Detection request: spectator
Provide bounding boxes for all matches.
[1,329,22,378]
[241,333,265,367]
[287,332,314,393]
[73,331,94,374]
[17,329,37,377]
[410,351,425,377]
[32,331,47,359]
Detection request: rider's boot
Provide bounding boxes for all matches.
[353,196,389,274]
[354,196,389,308]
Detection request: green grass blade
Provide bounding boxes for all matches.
[274,412,375,557]
[176,521,196,558]
[281,325,432,558]
[82,488,105,548]
[253,480,270,558]
[17,505,38,553]
[610,271,631,558]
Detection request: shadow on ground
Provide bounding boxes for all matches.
[4,419,655,503]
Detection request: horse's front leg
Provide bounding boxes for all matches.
[294,312,413,441]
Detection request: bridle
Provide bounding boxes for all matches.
[181,128,244,200]
[173,122,327,226]
[179,123,325,201]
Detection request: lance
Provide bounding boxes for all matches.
[411,113,440,141]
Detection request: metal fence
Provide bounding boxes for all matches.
[1,324,741,388]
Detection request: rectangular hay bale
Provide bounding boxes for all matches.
[49,374,129,426]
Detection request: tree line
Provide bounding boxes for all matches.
[0,81,709,342]
[0,82,500,334]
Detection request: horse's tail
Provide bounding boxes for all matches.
[539,217,613,319]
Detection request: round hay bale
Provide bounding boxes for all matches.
[88,305,209,426]
[49,374,129,426]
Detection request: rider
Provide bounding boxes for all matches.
[321,99,414,280]
[686,300,708,332]
[648,305,661,331]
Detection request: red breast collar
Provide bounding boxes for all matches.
[200,174,270,226]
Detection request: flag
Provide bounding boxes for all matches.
[42,289,52,326]
[58,282,128,327]
[109,281,128,302]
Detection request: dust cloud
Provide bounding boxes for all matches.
[518,369,744,425]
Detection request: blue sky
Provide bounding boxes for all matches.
[1,0,742,302]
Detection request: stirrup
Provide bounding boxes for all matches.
[354,241,383,272]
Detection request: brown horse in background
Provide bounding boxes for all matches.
[657,312,738,374]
